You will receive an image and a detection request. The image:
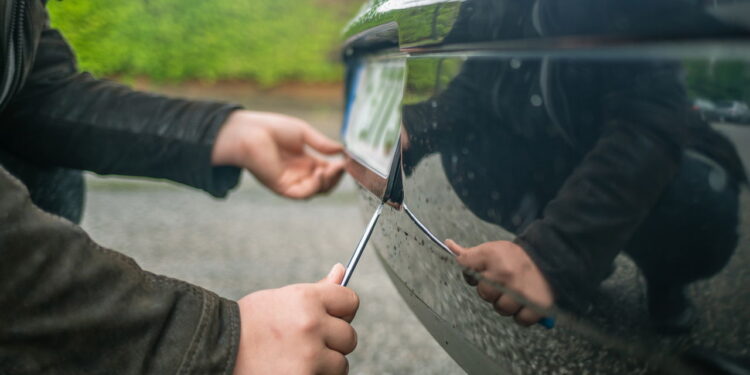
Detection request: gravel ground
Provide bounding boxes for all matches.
[81,174,466,375]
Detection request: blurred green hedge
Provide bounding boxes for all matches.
[48,0,360,85]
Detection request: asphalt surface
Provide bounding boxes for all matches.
[81,174,466,375]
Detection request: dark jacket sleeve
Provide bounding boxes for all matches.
[515,62,688,311]
[515,122,682,311]
[0,23,241,198]
[0,166,240,374]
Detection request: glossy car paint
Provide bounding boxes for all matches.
[341,1,750,373]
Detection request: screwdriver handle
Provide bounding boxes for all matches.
[538,317,555,329]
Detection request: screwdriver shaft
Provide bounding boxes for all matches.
[341,203,384,286]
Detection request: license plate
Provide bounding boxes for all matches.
[342,58,407,177]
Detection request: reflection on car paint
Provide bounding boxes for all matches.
[344,58,406,176]
[402,203,456,257]
[342,0,750,373]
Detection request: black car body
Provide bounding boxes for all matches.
[339,1,750,373]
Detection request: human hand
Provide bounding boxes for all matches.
[233,264,359,375]
[212,110,345,199]
[446,240,553,327]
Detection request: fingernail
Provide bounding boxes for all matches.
[327,264,339,279]
[328,263,344,281]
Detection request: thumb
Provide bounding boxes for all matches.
[320,263,346,284]
[445,239,466,256]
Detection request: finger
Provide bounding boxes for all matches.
[494,294,522,316]
[316,350,349,375]
[452,245,488,272]
[283,168,325,199]
[319,159,346,193]
[323,318,358,355]
[476,280,502,303]
[316,283,360,322]
[514,307,544,327]
[303,126,344,155]
[320,263,346,284]
[445,239,464,256]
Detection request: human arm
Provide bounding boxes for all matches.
[0,21,241,197]
[0,166,239,373]
[2,23,344,199]
[448,58,689,322]
[0,167,358,374]
[450,116,683,326]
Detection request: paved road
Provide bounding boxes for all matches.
[81,174,466,374]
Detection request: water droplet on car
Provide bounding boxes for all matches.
[708,167,727,192]
[530,95,543,106]
[431,100,438,108]
[510,59,522,69]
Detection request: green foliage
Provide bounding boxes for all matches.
[404,57,462,104]
[684,60,750,102]
[48,0,361,85]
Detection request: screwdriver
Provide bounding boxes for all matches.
[340,203,383,287]
[402,203,556,329]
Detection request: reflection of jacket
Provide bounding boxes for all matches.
[403,55,745,312]
[1,1,240,373]
[403,0,747,311]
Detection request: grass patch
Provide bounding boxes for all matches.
[48,0,362,86]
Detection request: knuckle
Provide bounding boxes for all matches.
[297,315,320,334]
[476,245,494,258]
[490,267,513,282]
[300,346,320,365]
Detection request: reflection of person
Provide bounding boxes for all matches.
[0,2,356,374]
[403,0,746,332]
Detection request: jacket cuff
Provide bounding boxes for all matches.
[178,291,241,375]
[514,232,594,315]
[181,102,243,198]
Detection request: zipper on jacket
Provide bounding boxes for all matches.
[0,0,25,109]
[10,0,25,97]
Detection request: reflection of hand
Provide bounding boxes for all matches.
[446,240,553,327]
[212,110,345,199]
[233,264,359,375]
